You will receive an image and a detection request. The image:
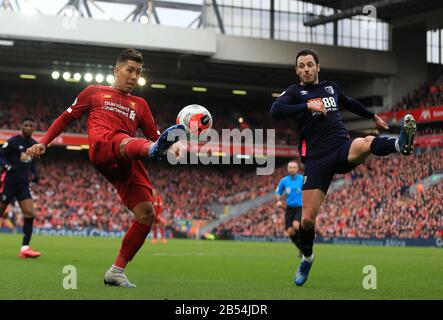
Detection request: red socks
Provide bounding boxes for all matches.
[124,138,153,159]
[113,220,151,269]
[160,226,165,239]
[152,224,158,240]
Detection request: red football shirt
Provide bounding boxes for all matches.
[153,194,163,216]
[41,85,160,147]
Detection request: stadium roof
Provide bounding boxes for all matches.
[301,0,443,24]
[0,39,373,94]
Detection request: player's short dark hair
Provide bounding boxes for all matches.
[296,48,319,66]
[116,48,143,65]
[21,116,35,124]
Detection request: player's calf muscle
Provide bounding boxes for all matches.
[348,136,374,163]
[119,138,134,158]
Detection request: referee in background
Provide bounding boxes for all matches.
[275,160,304,258]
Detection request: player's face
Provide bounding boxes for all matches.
[296,55,320,85]
[21,120,34,138]
[114,60,142,93]
[287,162,298,175]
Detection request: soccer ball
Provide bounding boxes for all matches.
[176,104,212,135]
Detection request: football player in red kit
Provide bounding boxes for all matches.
[151,189,167,244]
[26,49,185,288]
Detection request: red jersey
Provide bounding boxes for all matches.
[153,194,163,216]
[41,85,160,148]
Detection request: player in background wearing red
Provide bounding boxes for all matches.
[27,49,186,288]
[151,189,167,244]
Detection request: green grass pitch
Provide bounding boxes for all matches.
[1,233,442,300]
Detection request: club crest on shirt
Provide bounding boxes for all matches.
[325,86,334,94]
[129,110,136,121]
[130,101,136,109]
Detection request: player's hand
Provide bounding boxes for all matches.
[373,114,389,130]
[276,200,283,208]
[169,140,187,160]
[26,143,46,159]
[307,99,327,116]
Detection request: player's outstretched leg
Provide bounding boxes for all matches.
[116,124,185,162]
[349,114,417,165]
[148,124,185,160]
[397,114,416,155]
[369,114,416,157]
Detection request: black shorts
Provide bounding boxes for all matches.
[303,139,357,194]
[285,206,302,230]
[0,176,32,204]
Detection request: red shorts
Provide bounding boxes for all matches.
[89,131,154,210]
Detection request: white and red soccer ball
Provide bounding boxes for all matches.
[176,104,213,135]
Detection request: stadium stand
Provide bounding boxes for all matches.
[215,148,443,239]
[392,75,443,111]
[0,155,286,231]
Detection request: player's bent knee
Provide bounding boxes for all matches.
[293,221,300,231]
[287,227,295,236]
[133,202,155,226]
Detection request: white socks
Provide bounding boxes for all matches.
[302,254,314,263]
[20,245,29,252]
[111,265,124,273]
[395,139,400,152]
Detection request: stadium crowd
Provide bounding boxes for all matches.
[392,76,443,112]
[0,156,286,231]
[215,148,443,239]
[0,87,300,145]
[2,84,442,148]
[1,84,442,239]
